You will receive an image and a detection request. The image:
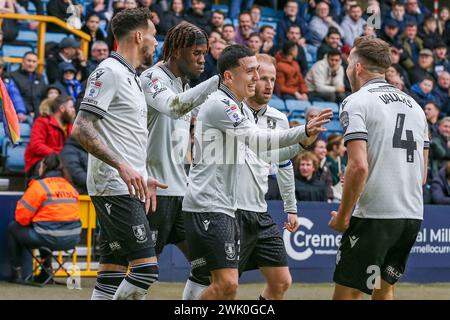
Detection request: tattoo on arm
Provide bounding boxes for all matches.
[72,111,124,169]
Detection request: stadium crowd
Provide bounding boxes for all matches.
[0,0,449,205]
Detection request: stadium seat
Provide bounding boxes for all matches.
[258,20,277,31]
[268,98,286,111]
[17,30,38,44]
[285,100,311,114]
[45,33,68,43]
[3,140,27,172]
[19,123,32,139]
[261,7,283,19]
[312,101,340,114]
[212,4,228,14]
[154,41,164,63]
[2,45,34,58]
[0,124,5,154]
[325,120,342,132]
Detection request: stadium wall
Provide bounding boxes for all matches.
[1,194,450,283]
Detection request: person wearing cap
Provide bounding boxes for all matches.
[409,48,435,84]
[45,37,88,84]
[9,51,47,120]
[0,57,27,121]
[53,62,84,102]
[401,20,424,69]
[434,42,450,77]
[378,18,403,49]
[47,0,84,33]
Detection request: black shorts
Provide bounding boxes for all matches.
[184,212,240,275]
[148,195,185,255]
[91,195,156,266]
[333,217,421,295]
[237,209,288,274]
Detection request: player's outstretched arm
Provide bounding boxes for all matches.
[72,111,148,201]
[141,71,220,119]
[329,140,368,233]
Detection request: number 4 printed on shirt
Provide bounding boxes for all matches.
[393,113,417,163]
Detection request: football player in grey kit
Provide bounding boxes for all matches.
[139,21,220,295]
[182,44,333,300]
[328,37,429,300]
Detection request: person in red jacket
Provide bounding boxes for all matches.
[24,95,75,181]
[8,153,81,283]
[275,41,309,101]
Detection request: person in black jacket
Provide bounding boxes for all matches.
[46,0,84,33]
[198,39,226,83]
[294,152,328,202]
[60,136,88,194]
[286,25,308,76]
[17,0,45,15]
[10,52,47,119]
[80,14,106,57]
[185,0,212,34]
[430,162,450,205]
[160,0,185,35]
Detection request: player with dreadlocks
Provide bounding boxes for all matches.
[139,21,220,298]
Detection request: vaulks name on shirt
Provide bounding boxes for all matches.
[379,92,413,108]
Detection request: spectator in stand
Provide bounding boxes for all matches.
[0,58,27,122]
[24,95,75,181]
[286,25,308,76]
[434,71,450,116]
[228,0,254,21]
[7,153,81,284]
[208,30,222,46]
[61,136,88,194]
[54,62,83,102]
[305,48,346,103]
[419,16,443,50]
[293,152,328,202]
[1,0,20,43]
[340,4,365,47]
[222,24,236,45]
[401,20,425,70]
[46,0,83,33]
[9,52,46,120]
[386,1,407,33]
[246,32,263,55]
[86,40,110,75]
[325,133,346,202]
[390,46,411,88]
[424,102,441,137]
[362,23,376,38]
[409,48,436,84]
[185,0,212,34]
[125,0,137,9]
[378,18,403,49]
[317,28,342,61]
[388,74,409,93]
[85,0,108,22]
[259,25,277,57]
[105,0,126,51]
[437,6,449,38]
[434,42,450,77]
[309,1,343,47]
[46,37,89,84]
[275,41,308,101]
[276,0,310,47]
[17,0,44,15]
[210,10,225,33]
[234,11,254,45]
[312,139,333,202]
[38,84,62,117]
[429,117,450,178]
[430,162,450,204]
[81,14,106,57]
[160,0,184,35]
[405,0,430,26]
[198,39,226,82]
[410,76,437,108]
[249,5,261,30]
[138,0,164,33]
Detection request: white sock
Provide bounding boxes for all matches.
[182,278,208,300]
[113,278,148,300]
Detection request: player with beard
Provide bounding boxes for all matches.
[72,8,167,300]
[139,21,220,297]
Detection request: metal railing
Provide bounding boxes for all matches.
[0,13,91,74]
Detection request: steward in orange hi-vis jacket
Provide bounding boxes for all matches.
[8,153,81,283]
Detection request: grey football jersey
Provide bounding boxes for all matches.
[80,52,148,196]
[237,104,300,213]
[340,78,430,220]
[182,83,310,217]
[140,64,219,196]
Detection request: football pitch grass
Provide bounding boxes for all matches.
[1,279,450,300]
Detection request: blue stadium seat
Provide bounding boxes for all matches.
[268,98,286,111]
[261,7,283,19]
[212,4,229,14]
[258,20,277,31]
[2,45,34,58]
[46,33,68,43]
[285,100,311,114]
[0,123,5,154]
[17,30,38,43]
[154,41,164,63]
[325,120,342,132]
[312,101,340,114]
[289,116,304,125]
[3,140,27,173]
[19,123,32,139]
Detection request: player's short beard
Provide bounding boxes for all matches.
[142,45,153,66]
[350,68,359,92]
[249,91,269,106]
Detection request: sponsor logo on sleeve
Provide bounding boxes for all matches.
[225,104,244,127]
[340,111,349,134]
[87,80,102,98]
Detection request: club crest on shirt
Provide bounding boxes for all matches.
[132,224,148,243]
[225,104,243,127]
[93,68,105,80]
[267,117,277,129]
[87,80,102,98]
[224,242,236,260]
